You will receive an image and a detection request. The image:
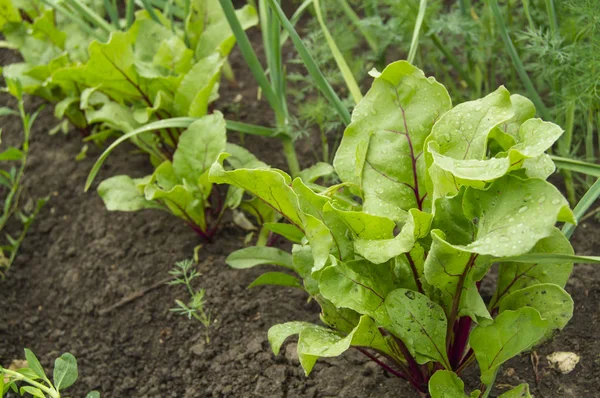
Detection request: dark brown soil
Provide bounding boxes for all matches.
[1,39,599,398]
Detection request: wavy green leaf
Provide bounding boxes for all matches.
[428,370,469,398]
[226,246,293,270]
[493,228,573,305]
[248,272,301,288]
[470,307,547,384]
[334,61,451,219]
[498,284,573,338]
[383,289,450,368]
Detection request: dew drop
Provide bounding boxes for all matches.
[518,206,528,213]
[405,291,416,300]
[524,194,533,201]
[551,199,561,205]
[538,196,546,204]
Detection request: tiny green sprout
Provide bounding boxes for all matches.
[168,259,212,343]
[0,90,47,278]
[0,349,99,398]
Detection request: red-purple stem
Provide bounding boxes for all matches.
[449,316,472,369]
[355,347,408,380]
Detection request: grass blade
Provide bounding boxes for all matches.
[544,0,559,36]
[562,177,600,239]
[225,121,277,137]
[407,0,427,64]
[266,0,351,125]
[488,0,551,121]
[259,0,286,117]
[550,156,600,177]
[85,118,277,190]
[585,109,595,184]
[63,0,115,34]
[279,0,312,47]
[499,253,600,265]
[103,0,120,28]
[139,0,163,24]
[313,0,362,105]
[150,0,185,19]
[218,0,285,121]
[126,0,135,28]
[85,118,196,191]
[40,0,107,41]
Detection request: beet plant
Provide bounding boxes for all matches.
[208,61,598,396]
[0,0,96,131]
[93,112,265,242]
[1,0,258,149]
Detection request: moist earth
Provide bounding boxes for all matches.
[0,45,599,398]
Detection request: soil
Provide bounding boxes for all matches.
[1,33,599,398]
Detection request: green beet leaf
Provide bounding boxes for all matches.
[498,384,531,398]
[470,307,547,384]
[461,175,575,257]
[98,175,161,212]
[174,53,225,117]
[428,370,469,398]
[424,230,492,324]
[297,162,335,183]
[318,258,399,319]
[425,87,564,199]
[209,159,337,270]
[292,179,352,265]
[318,296,361,335]
[0,0,20,29]
[493,228,574,304]
[192,1,258,59]
[263,222,305,243]
[210,156,303,227]
[248,272,301,289]
[324,203,395,241]
[354,208,432,264]
[383,289,450,368]
[172,112,226,189]
[498,284,573,338]
[269,315,391,376]
[226,246,294,270]
[334,61,451,219]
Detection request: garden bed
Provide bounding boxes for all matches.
[0,44,599,398]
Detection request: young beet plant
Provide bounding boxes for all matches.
[209,61,597,397]
[94,112,265,242]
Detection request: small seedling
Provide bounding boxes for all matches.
[0,349,98,398]
[169,259,212,343]
[0,81,47,278]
